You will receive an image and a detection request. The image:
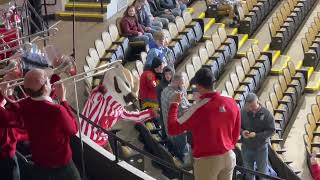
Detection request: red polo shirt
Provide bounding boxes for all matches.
[139,70,159,103]
[0,97,78,168]
[168,92,241,158]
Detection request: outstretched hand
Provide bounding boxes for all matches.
[54,83,66,102]
[171,91,182,104]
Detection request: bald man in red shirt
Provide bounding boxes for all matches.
[0,69,81,180]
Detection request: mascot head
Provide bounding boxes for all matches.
[101,62,139,107]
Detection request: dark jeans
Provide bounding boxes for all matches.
[241,144,268,180]
[168,134,191,163]
[32,160,81,180]
[0,155,20,180]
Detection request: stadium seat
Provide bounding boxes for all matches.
[241,57,261,90]
[191,55,202,72]
[282,68,304,99]
[175,16,196,46]
[211,32,233,63]
[198,46,219,79]
[168,23,190,52]
[269,92,290,129]
[247,50,266,80]
[235,65,256,92]
[204,40,226,72]
[302,37,318,67]
[88,48,100,69]
[273,83,294,123]
[182,11,203,42]
[108,23,131,58]
[265,101,284,134]
[316,95,320,107]
[251,44,271,74]
[95,39,117,62]
[229,71,250,108]
[217,28,238,59]
[162,29,183,62]
[185,63,196,81]
[140,52,147,64]
[101,31,124,60]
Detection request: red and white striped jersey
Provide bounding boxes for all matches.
[80,86,155,146]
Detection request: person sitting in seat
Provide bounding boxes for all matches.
[145,31,175,70]
[139,57,165,109]
[147,0,176,22]
[207,0,240,27]
[159,0,187,16]
[311,153,320,180]
[135,0,162,35]
[121,5,153,44]
[143,0,169,29]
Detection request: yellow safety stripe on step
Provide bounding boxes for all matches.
[187,8,194,14]
[263,44,270,52]
[237,39,258,56]
[204,18,216,32]
[307,66,314,79]
[56,12,103,18]
[272,50,281,64]
[305,69,320,92]
[198,12,205,19]
[296,60,303,69]
[271,56,290,74]
[231,28,238,35]
[65,3,108,8]
[215,23,225,28]
[238,34,248,49]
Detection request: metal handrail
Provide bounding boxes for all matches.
[71,108,286,180]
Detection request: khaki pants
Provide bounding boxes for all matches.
[194,150,236,180]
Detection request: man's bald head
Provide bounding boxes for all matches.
[24,68,52,97]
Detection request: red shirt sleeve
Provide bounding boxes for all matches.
[232,107,241,145]
[168,102,196,136]
[58,101,78,135]
[121,18,139,36]
[0,103,22,128]
[145,72,157,89]
[312,164,320,180]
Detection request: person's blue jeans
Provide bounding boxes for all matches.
[128,32,153,44]
[0,155,20,180]
[241,144,268,180]
[168,134,190,163]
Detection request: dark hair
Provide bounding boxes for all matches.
[24,85,45,98]
[151,56,163,69]
[191,67,216,90]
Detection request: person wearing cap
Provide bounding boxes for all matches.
[139,57,165,109]
[0,68,81,180]
[168,67,241,180]
[240,93,275,180]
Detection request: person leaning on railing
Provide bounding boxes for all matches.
[0,69,81,180]
[167,67,241,180]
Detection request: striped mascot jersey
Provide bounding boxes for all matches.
[80,86,155,146]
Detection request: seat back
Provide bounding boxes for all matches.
[182,11,193,25]
[287,61,297,77]
[247,51,256,67]
[283,3,291,18]
[225,80,234,97]
[301,38,310,52]
[242,2,250,15]
[205,40,215,57]
[246,0,254,10]
[278,75,288,92]
[181,72,189,88]
[140,52,147,64]
[252,44,261,59]
[230,72,240,90]
[186,63,196,80]
[198,46,209,65]
[272,17,281,31]
[308,113,316,130]
[95,39,106,58]
[280,7,288,20]
[102,31,113,49]
[305,123,314,139]
[269,23,276,36]
[192,55,202,71]
[314,17,320,30]
[175,16,186,32]
[88,48,100,68]
[269,92,279,110]
[235,65,246,82]
[168,23,179,38]
[287,0,295,11]
[276,12,285,25]
[305,32,314,46]
[86,55,95,69]
[108,23,120,42]
[312,104,320,121]
[316,95,320,107]
[274,83,284,100]
[237,4,245,21]
[163,29,172,42]
[265,101,275,114]
[115,18,124,35]
[136,60,144,76]
[131,69,140,79]
[211,33,222,49]
[311,22,318,35]
[283,68,292,85]
[217,28,227,42]
[241,57,251,74]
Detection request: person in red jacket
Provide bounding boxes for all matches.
[139,56,165,109]
[0,68,81,180]
[311,153,320,180]
[120,5,153,44]
[168,67,241,180]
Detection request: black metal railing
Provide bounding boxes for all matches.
[71,108,286,180]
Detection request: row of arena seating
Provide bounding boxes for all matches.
[304,97,320,174]
[264,61,307,179]
[302,12,320,68]
[238,0,278,35]
[269,0,317,51]
[224,44,271,108]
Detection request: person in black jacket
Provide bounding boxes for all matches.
[241,93,275,180]
[159,0,187,16]
[147,0,176,22]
